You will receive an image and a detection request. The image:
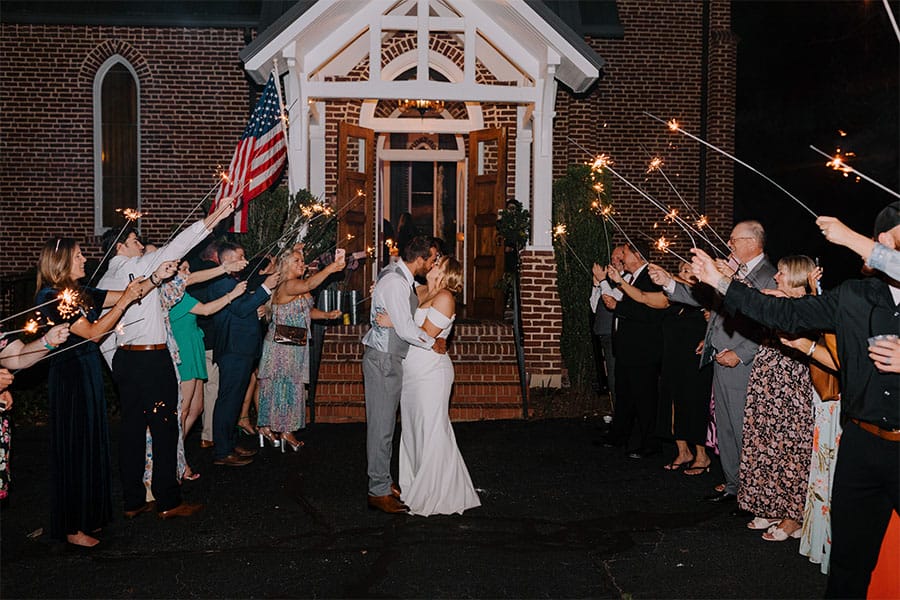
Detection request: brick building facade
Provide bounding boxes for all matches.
[0,1,735,421]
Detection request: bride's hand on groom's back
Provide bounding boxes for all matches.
[432,338,447,354]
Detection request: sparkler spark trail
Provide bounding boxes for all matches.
[552,223,591,276]
[809,145,900,200]
[646,112,820,218]
[653,235,690,265]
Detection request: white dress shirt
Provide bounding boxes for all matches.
[97,220,211,360]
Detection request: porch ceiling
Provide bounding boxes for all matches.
[240,0,603,95]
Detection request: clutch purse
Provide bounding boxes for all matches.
[274,324,307,346]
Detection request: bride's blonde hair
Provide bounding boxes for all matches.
[440,256,463,294]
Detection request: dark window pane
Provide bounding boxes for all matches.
[101,63,137,227]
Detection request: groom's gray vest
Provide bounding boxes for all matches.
[361,263,418,358]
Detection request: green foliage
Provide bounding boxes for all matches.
[551,164,613,397]
[496,200,531,249]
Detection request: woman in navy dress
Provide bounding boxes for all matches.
[35,237,167,548]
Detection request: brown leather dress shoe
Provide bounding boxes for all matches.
[123,501,156,519]
[390,482,402,499]
[158,502,204,520]
[213,454,253,467]
[367,494,409,514]
[200,440,214,449]
[233,446,258,458]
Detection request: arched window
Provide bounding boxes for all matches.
[93,57,139,234]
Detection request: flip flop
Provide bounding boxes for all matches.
[663,460,692,471]
[684,463,711,476]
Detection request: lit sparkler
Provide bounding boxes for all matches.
[647,157,664,173]
[654,235,690,265]
[647,112,819,217]
[0,319,43,339]
[810,145,900,200]
[57,288,83,320]
[87,207,146,285]
[552,222,591,275]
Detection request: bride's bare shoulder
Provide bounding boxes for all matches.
[429,289,455,315]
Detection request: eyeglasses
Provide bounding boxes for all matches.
[728,237,754,244]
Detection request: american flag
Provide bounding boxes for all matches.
[211,73,287,233]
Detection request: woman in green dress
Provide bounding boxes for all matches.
[168,260,247,465]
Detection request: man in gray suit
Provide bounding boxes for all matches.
[649,220,776,503]
[362,236,446,513]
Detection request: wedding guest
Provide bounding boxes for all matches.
[737,255,817,541]
[0,324,71,502]
[169,260,248,451]
[607,261,712,473]
[257,247,343,450]
[781,331,841,573]
[98,198,235,519]
[36,237,163,546]
[689,201,900,597]
[188,238,224,449]
[589,246,625,409]
[207,242,280,466]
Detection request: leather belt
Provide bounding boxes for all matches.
[119,344,167,352]
[850,418,900,442]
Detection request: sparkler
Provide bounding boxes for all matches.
[11,318,144,370]
[810,145,900,200]
[551,223,592,275]
[649,234,690,265]
[0,288,79,324]
[642,151,731,252]
[156,173,227,249]
[646,112,819,218]
[0,319,43,339]
[603,213,646,262]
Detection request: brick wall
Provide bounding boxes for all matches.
[554,0,735,273]
[0,24,250,276]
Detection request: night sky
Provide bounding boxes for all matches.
[731,0,899,285]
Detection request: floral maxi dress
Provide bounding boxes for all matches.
[257,296,312,433]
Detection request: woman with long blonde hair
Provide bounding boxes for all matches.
[256,247,343,450]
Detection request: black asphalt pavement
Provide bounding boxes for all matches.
[1,418,827,598]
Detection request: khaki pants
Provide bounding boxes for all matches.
[201,349,218,442]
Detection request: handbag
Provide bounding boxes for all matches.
[274,323,307,346]
[273,304,307,345]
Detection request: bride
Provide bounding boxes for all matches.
[376,256,481,516]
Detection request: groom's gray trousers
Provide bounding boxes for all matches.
[363,346,405,497]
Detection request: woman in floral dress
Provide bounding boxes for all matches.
[257,248,343,450]
[737,255,818,541]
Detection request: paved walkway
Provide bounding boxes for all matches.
[1,418,827,598]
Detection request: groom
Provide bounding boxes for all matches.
[362,235,445,513]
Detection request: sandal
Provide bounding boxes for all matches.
[762,523,802,542]
[237,416,257,436]
[683,462,711,476]
[747,517,781,531]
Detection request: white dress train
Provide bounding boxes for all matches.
[399,307,481,516]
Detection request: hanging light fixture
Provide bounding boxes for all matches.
[398,99,445,116]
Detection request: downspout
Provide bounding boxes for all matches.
[698,0,710,213]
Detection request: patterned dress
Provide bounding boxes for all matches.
[257,296,312,432]
[800,393,841,573]
[737,343,814,522]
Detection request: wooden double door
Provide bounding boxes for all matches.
[336,122,508,320]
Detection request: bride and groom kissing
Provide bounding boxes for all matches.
[361,235,481,516]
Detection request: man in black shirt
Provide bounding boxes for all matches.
[690,203,900,599]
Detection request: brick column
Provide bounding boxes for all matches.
[518,249,564,387]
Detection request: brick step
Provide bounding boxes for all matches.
[311,379,525,423]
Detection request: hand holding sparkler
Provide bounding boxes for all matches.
[807,265,824,296]
[222,258,249,275]
[646,263,674,288]
[0,368,13,391]
[815,215,879,267]
[43,324,71,348]
[689,248,730,292]
[605,264,625,286]
[204,196,237,230]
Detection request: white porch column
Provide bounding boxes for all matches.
[285,60,308,192]
[530,62,558,250]
[515,105,532,207]
[309,101,326,200]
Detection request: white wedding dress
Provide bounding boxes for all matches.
[399,307,481,516]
